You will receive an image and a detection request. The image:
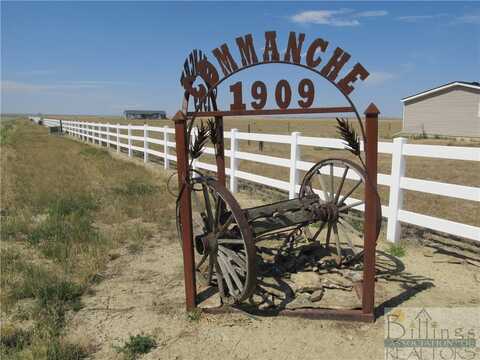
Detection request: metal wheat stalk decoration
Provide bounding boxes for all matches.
[336,117,366,169]
[189,120,209,161]
[207,118,218,156]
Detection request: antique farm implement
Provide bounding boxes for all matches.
[174,31,382,321]
[185,157,382,303]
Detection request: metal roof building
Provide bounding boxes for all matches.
[124,110,167,120]
[401,81,480,138]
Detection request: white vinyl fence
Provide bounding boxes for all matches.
[30,117,480,244]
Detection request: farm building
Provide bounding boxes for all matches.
[124,110,167,120]
[401,81,480,137]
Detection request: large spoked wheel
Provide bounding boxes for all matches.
[299,158,382,265]
[189,177,256,303]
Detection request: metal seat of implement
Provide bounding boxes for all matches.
[243,194,321,238]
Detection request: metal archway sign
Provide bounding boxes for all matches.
[173,31,380,322]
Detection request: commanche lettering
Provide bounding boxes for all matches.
[180,31,370,105]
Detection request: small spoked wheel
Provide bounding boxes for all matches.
[190,177,256,303]
[299,158,382,265]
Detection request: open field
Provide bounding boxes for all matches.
[47,115,480,228]
[1,118,177,358]
[2,119,479,360]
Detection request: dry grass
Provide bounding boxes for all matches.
[0,118,176,359]
[34,114,479,236]
[54,114,479,227]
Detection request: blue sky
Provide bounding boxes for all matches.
[1,1,479,117]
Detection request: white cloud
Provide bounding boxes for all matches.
[291,9,387,26]
[364,71,397,86]
[397,14,448,22]
[291,10,356,26]
[2,80,41,93]
[397,12,480,25]
[356,10,388,18]
[454,13,480,25]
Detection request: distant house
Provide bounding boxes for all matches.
[401,81,480,138]
[124,110,167,120]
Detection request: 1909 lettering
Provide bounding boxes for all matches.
[229,79,315,111]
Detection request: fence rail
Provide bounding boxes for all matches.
[30,116,480,243]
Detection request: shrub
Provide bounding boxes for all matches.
[27,195,100,263]
[0,213,30,241]
[186,308,202,322]
[47,195,98,218]
[35,281,83,335]
[0,121,15,146]
[79,147,109,158]
[46,340,88,360]
[112,181,159,197]
[126,224,153,254]
[1,250,56,302]
[387,244,406,257]
[117,334,157,360]
[37,281,83,309]
[12,265,57,301]
[0,324,32,352]
[1,249,83,333]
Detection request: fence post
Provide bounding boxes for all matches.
[143,124,149,163]
[289,132,301,199]
[106,123,110,148]
[386,137,407,243]
[230,128,239,192]
[127,124,132,157]
[362,103,379,317]
[163,126,169,169]
[116,124,120,153]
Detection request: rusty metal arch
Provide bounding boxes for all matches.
[174,39,381,322]
[182,59,366,140]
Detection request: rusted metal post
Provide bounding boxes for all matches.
[362,103,379,318]
[215,116,226,186]
[173,111,197,311]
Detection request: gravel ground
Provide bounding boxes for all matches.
[67,193,480,360]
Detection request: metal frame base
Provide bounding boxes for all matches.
[201,304,375,323]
